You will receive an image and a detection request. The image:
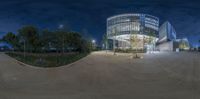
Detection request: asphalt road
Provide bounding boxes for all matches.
[0,52,200,99]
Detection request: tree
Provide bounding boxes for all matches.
[102,33,108,50]
[79,39,92,53]
[54,30,69,53]
[130,34,140,58]
[68,32,82,51]
[148,32,156,44]
[147,32,156,52]
[18,26,40,52]
[199,40,200,46]
[50,31,85,53]
[198,40,200,51]
[2,32,20,51]
[1,25,91,54]
[40,29,50,51]
[112,27,117,55]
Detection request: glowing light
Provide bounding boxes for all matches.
[92,40,96,44]
[58,24,64,29]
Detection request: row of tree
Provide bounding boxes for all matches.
[1,26,92,53]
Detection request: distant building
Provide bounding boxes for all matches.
[157,21,178,51]
[156,21,190,51]
[158,21,176,43]
[175,38,190,50]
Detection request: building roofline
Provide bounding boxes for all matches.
[107,13,159,21]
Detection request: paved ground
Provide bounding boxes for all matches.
[0,51,200,99]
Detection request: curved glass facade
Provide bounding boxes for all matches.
[107,13,159,50]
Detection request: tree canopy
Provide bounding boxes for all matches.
[2,25,92,53]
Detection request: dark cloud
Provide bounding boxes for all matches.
[0,0,200,46]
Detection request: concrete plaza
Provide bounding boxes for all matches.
[0,51,200,99]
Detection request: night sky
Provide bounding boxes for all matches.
[0,0,200,47]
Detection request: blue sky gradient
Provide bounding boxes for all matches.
[0,0,200,46]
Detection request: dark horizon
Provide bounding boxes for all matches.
[0,0,200,47]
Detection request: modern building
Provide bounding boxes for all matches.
[107,13,159,51]
[157,21,190,51]
[158,21,176,43]
[175,38,190,50]
[157,21,178,51]
[106,14,190,52]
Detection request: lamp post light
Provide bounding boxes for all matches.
[92,39,96,44]
[92,39,96,50]
[58,24,64,29]
[58,24,65,54]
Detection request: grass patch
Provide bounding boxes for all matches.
[6,52,88,68]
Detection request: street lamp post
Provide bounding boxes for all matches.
[105,34,108,54]
[113,27,116,55]
[23,39,26,59]
[58,24,65,54]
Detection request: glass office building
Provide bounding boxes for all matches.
[158,21,176,43]
[157,21,190,51]
[157,21,178,51]
[107,13,159,50]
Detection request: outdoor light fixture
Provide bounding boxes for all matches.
[58,24,64,29]
[92,40,96,44]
